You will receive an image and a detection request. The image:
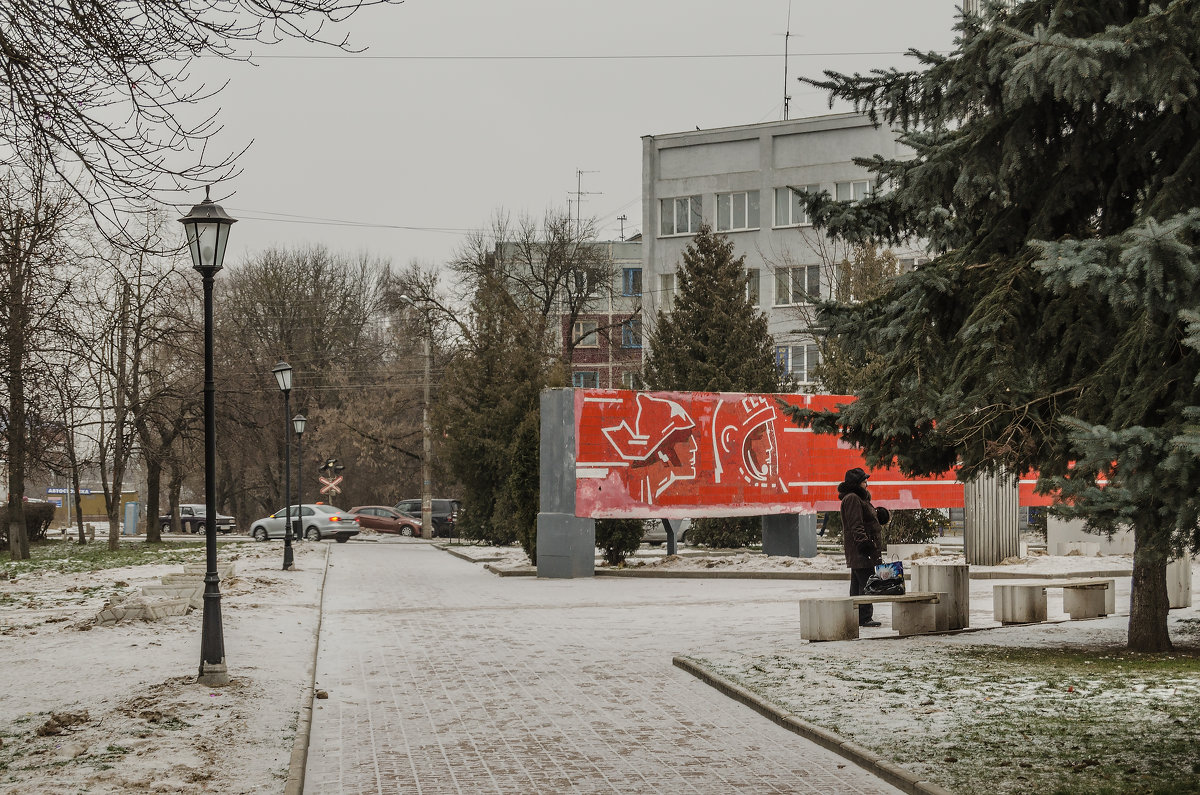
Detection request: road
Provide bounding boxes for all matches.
[304,542,900,794]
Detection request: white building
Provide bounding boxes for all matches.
[640,113,925,389]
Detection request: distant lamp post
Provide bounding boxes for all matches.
[178,186,236,687]
[293,414,307,541]
[399,295,434,540]
[273,361,295,570]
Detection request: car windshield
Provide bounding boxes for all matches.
[313,505,339,514]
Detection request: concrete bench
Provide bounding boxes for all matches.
[799,592,944,641]
[992,578,1116,624]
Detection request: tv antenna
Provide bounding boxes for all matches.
[571,169,601,234]
[782,1,793,120]
[617,214,628,240]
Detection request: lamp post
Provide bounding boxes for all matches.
[293,414,306,541]
[400,295,434,540]
[178,186,236,687]
[273,361,295,570]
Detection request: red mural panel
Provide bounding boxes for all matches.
[574,389,1054,518]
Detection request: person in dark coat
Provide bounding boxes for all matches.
[839,467,885,627]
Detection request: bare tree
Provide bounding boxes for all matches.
[0,166,81,560]
[0,0,402,242]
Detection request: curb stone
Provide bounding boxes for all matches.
[284,543,332,795]
[672,656,956,795]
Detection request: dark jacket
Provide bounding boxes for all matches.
[840,490,884,569]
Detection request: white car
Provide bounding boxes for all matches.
[249,504,360,543]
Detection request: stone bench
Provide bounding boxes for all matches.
[140,583,203,610]
[799,592,944,641]
[992,578,1116,624]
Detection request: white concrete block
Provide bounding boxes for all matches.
[799,598,859,642]
[912,563,970,629]
[993,584,1047,624]
[1167,557,1193,609]
[1063,585,1108,619]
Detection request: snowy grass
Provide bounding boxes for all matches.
[2,540,206,576]
[691,619,1200,795]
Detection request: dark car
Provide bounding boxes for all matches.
[160,503,236,534]
[393,498,460,538]
[349,505,422,537]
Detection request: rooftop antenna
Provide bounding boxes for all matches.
[617,214,628,241]
[782,1,793,120]
[571,169,601,235]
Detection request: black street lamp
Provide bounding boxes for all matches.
[273,361,295,570]
[178,186,236,687]
[293,414,307,541]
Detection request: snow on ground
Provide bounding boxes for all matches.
[0,539,326,795]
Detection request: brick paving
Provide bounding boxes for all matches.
[305,543,902,794]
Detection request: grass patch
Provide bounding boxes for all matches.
[1,541,205,576]
[696,643,1200,795]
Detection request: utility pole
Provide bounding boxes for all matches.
[617,214,628,241]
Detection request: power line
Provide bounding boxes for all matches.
[244,50,922,62]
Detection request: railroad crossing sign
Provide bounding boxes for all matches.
[318,458,345,497]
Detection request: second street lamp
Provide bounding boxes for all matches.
[293,414,307,541]
[273,361,295,571]
[178,186,236,687]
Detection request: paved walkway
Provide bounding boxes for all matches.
[305,543,900,794]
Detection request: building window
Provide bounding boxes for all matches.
[659,272,676,312]
[774,265,821,306]
[621,316,642,348]
[572,370,599,389]
[620,371,639,389]
[775,344,821,383]
[774,184,819,227]
[746,268,760,307]
[716,191,760,231]
[835,180,870,202]
[622,267,642,296]
[660,195,702,236]
[572,320,599,348]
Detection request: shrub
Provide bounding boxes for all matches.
[688,516,761,549]
[0,501,56,545]
[594,518,643,566]
[820,508,947,546]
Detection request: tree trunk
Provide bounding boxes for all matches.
[167,469,183,534]
[71,464,86,545]
[144,456,162,543]
[107,283,131,551]
[1127,523,1173,652]
[6,209,29,561]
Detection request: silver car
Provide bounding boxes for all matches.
[248,503,361,543]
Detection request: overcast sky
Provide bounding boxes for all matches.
[194,0,959,272]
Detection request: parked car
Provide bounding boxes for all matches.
[393,498,461,538]
[248,503,360,543]
[159,504,236,534]
[642,518,691,546]
[348,505,422,537]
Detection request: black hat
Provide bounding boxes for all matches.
[844,467,870,486]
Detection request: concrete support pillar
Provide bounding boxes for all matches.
[536,389,594,578]
[963,469,1019,566]
[762,514,817,558]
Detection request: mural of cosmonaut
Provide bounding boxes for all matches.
[712,395,785,490]
[601,392,699,504]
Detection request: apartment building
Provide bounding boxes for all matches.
[563,238,644,390]
[641,113,925,390]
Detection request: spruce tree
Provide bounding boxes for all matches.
[643,224,779,548]
[787,0,1200,651]
[643,224,779,393]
